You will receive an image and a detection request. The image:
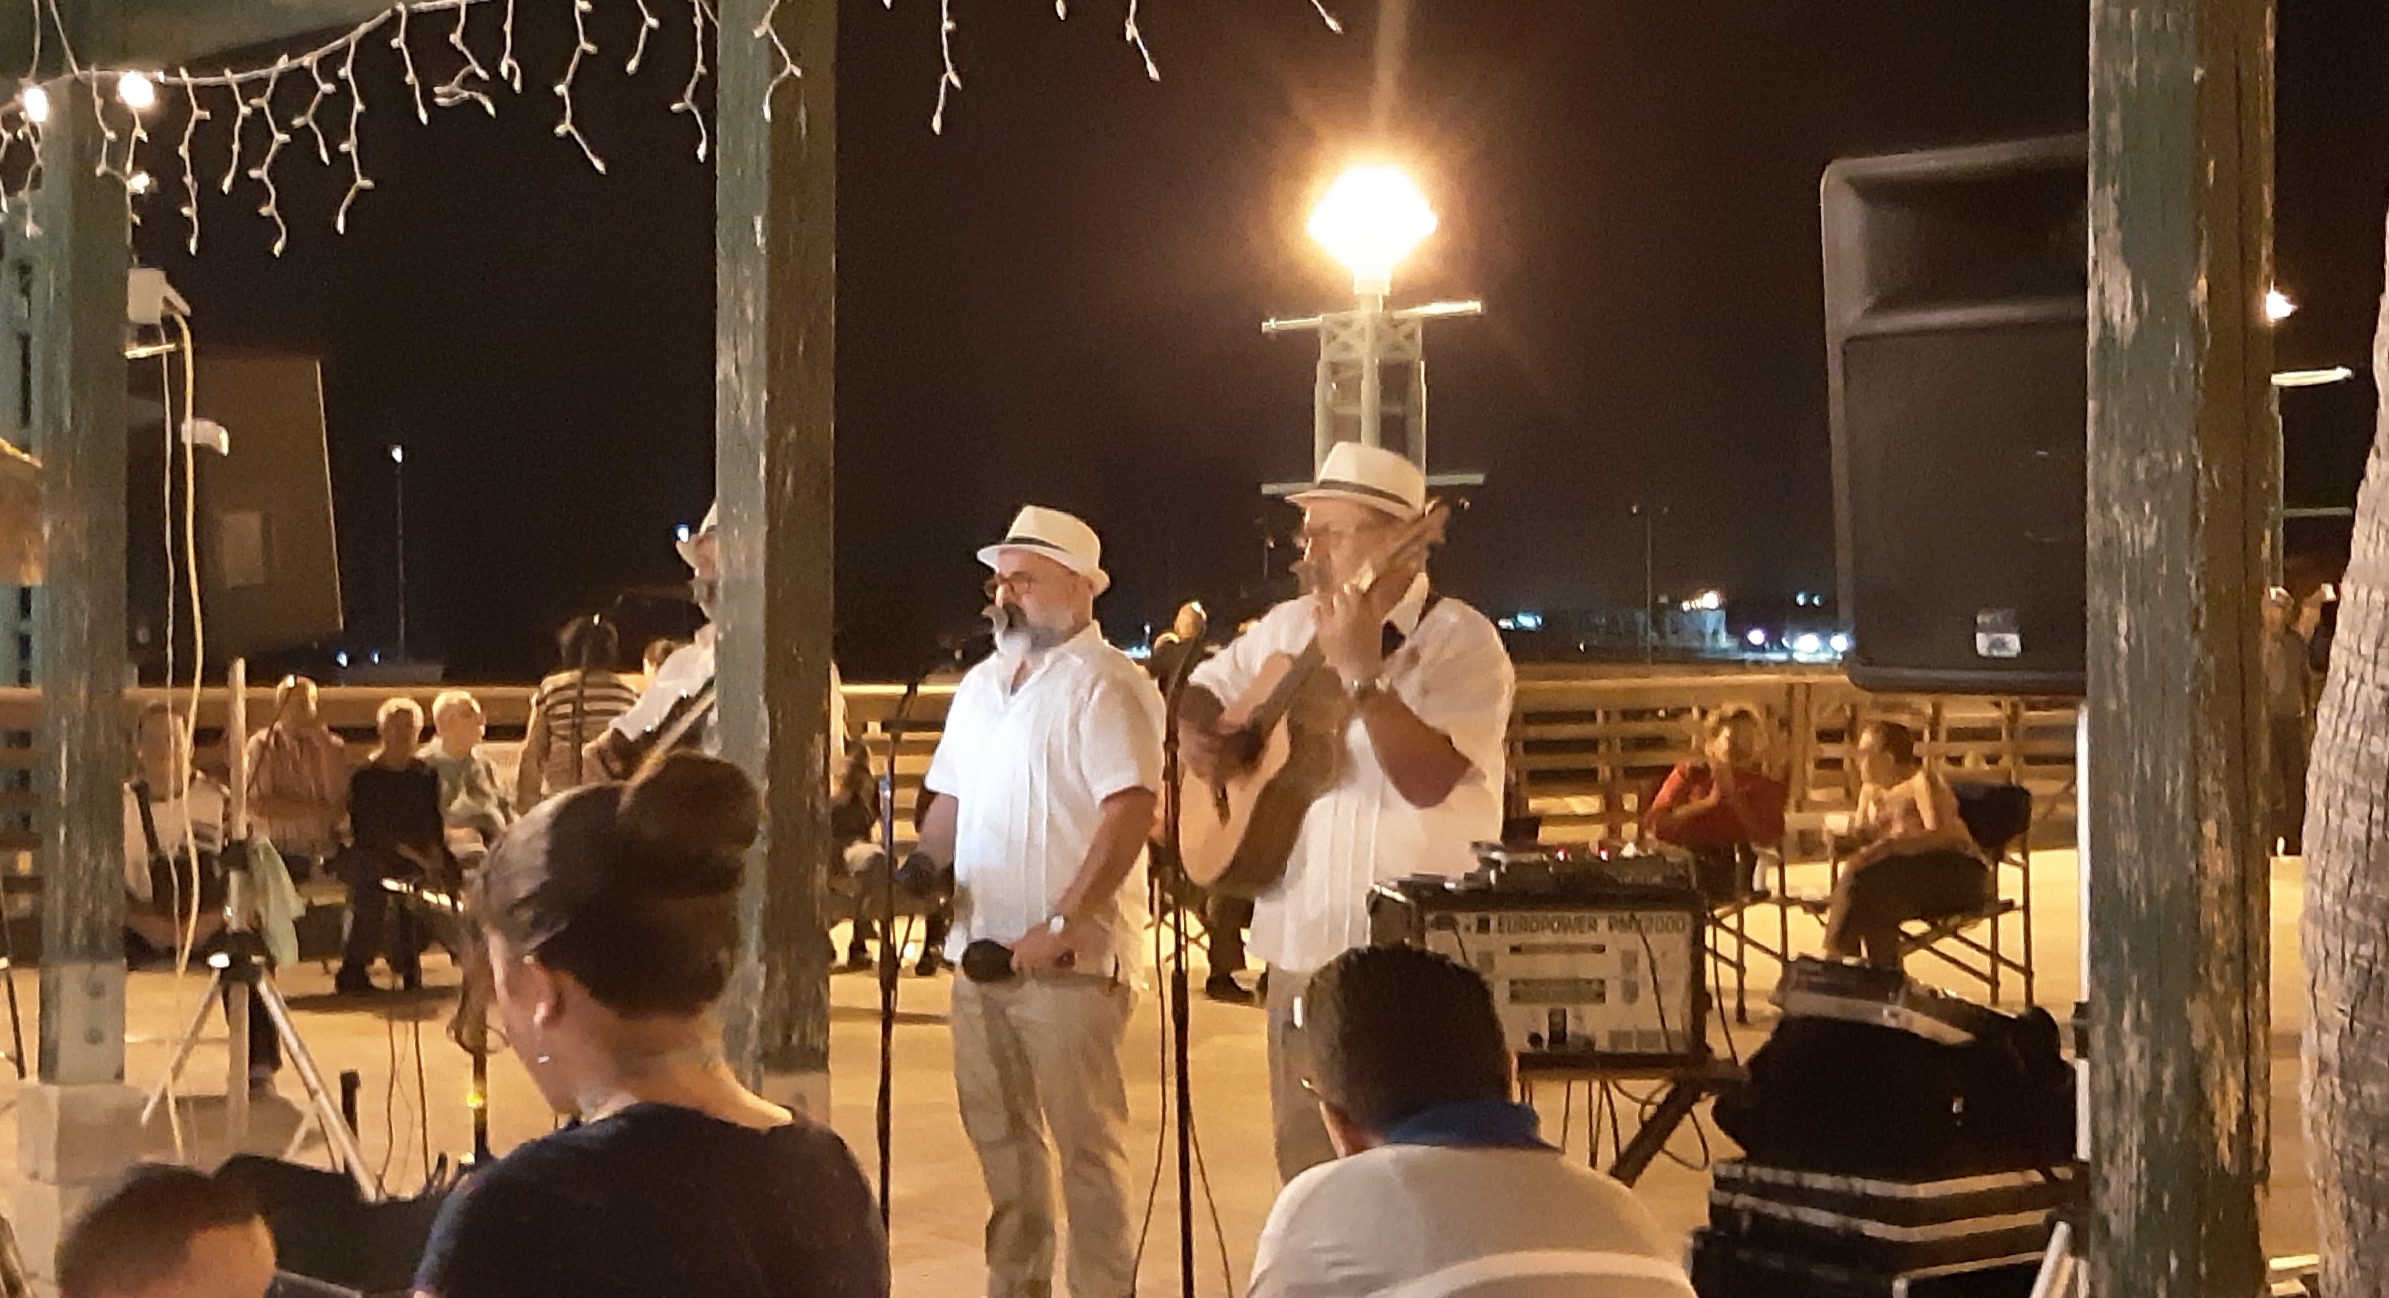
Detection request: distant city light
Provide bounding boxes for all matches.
[2265,288,2297,323]
[335,651,350,668]
[1746,628,1768,648]
[1794,592,1810,607]
[20,85,48,125]
[675,524,693,543]
[1694,590,1723,611]
[1829,633,1852,654]
[1793,633,1824,656]
[387,443,405,465]
[1498,611,1546,633]
[370,650,382,664]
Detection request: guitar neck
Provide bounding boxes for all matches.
[1246,641,1328,735]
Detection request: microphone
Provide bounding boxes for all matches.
[937,622,996,657]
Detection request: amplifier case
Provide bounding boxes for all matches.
[1706,1159,2078,1275]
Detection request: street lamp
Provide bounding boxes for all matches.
[1630,503,1669,663]
[388,443,407,661]
[1307,164,1439,298]
[1262,162,1483,484]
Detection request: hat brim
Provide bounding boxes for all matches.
[1286,484,1421,519]
[977,543,1110,595]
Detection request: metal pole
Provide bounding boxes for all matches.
[1358,294,1384,450]
[391,449,406,661]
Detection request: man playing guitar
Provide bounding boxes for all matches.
[1178,441,1515,1182]
[590,503,846,778]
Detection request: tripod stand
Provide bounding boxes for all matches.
[142,852,380,1201]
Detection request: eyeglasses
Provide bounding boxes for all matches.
[984,570,1040,599]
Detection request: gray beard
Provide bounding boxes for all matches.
[993,604,1074,660]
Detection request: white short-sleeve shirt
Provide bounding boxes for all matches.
[925,623,1167,972]
[1248,1144,1690,1298]
[1189,579,1514,974]
[610,627,849,791]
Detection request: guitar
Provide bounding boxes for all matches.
[589,679,717,781]
[1179,501,1451,896]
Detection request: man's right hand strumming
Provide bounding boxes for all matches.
[1177,686,1233,780]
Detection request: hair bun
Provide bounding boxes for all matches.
[617,754,760,894]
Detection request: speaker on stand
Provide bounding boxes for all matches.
[1823,135,2087,697]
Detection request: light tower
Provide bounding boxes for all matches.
[1263,163,1485,492]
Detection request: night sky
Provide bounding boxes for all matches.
[127,0,2389,681]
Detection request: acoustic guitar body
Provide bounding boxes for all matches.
[1181,652,1350,897]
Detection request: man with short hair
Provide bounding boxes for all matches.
[917,505,1166,1298]
[1181,441,1516,1180]
[1249,947,1692,1298]
[58,1164,276,1298]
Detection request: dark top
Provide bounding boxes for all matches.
[347,761,444,853]
[414,1103,888,1298]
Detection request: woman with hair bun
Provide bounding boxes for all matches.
[413,753,887,1298]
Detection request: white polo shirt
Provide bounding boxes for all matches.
[1190,578,1514,974]
[1249,1144,1691,1298]
[925,622,1166,972]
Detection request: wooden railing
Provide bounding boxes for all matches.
[0,669,2083,859]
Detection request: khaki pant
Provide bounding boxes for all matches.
[951,972,1136,1298]
[1265,966,1339,1182]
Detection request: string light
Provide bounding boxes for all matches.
[554,0,606,173]
[434,2,496,114]
[245,62,294,255]
[116,70,156,111]
[930,0,960,134]
[628,0,663,75]
[673,0,713,161]
[175,74,208,253]
[0,0,1346,248]
[1123,0,1159,82]
[755,0,804,124]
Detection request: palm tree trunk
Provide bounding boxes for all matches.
[2302,213,2389,1293]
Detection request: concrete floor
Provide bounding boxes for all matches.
[0,849,2319,1296]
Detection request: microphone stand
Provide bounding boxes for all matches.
[875,635,974,1228]
[1156,636,1207,1298]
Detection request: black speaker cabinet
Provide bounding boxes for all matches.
[1824,135,2086,695]
[127,351,343,667]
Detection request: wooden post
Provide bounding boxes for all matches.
[2085,0,2274,1291]
[29,67,132,1089]
[713,0,837,1108]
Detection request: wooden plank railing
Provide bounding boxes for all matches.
[0,669,2083,860]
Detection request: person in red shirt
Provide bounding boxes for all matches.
[1642,709,1789,901]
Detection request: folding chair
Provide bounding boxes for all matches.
[1897,781,2036,1005]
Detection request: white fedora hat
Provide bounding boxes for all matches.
[1289,442,1426,519]
[977,505,1110,594]
[676,502,720,567]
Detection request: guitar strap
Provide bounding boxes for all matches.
[1381,592,1445,659]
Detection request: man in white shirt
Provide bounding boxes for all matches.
[1181,441,1516,1180]
[594,503,847,771]
[1248,946,1692,1298]
[917,505,1165,1298]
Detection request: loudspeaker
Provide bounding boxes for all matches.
[216,1155,449,1297]
[1824,135,2086,695]
[193,351,344,657]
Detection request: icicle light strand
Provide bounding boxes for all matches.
[0,0,1338,240]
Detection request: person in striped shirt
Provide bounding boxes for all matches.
[515,614,642,810]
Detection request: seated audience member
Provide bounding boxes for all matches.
[58,1164,275,1298]
[243,675,350,877]
[334,697,448,995]
[426,690,514,858]
[1249,946,1692,1298]
[1641,708,1789,902]
[122,703,228,958]
[516,615,643,810]
[414,753,887,1298]
[1822,720,1992,968]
